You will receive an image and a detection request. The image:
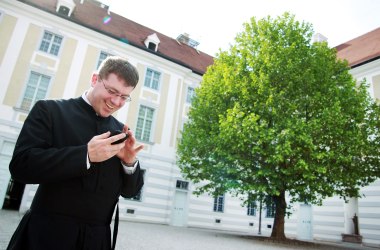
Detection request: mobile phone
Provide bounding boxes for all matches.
[109,130,129,145]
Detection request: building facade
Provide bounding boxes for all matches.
[0,0,379,247]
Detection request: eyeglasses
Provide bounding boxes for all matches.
[100,78,132,102]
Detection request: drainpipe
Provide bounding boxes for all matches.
[258,199,262,235]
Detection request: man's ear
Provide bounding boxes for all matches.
[91,73,98,87]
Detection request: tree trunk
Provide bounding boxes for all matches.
[270,190,286,239]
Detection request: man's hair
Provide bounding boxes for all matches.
[98,56,139,88]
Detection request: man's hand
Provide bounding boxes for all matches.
[87,131,127,163]
[117,125,144,164]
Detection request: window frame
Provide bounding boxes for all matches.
[265,197,276,218]
[144,68,161,91]
[213,194,225,213]
[186,86,195,104]
[19,71,51,111]
[247,200,257,216]
[96,51,113,69]
[38,30,63,56]
[135,105,155,143]
[176,180,189,191]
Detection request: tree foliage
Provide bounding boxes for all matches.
[177,13,380,239]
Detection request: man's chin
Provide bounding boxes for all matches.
[98,110,112,117]
[100,107,115,117]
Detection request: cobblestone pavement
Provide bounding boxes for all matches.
[0,209,376,250]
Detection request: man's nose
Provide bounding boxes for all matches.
[110,96,125,106]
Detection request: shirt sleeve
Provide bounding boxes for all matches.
[86,153,91,169]
[121,160,139,175]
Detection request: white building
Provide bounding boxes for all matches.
[0,0,379,248]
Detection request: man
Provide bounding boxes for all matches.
[7,56,144,250]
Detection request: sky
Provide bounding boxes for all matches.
[104,0,380,56]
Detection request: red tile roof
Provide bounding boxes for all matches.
[17,0,380,73]
[20,0,215,75]
[336,27,380,68]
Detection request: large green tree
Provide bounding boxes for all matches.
[177,13,380,239]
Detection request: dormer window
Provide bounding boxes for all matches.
[56,0,76,17]
[148,42,156,51]
[58,6,70,16]
[144,33,160,52]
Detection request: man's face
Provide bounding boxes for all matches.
[89,73,134,117]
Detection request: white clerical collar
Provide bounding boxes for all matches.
[82,91,102,116]
[82,91,91,106]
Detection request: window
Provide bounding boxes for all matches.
[96,51,113,69]
[247,201,256,216]
[176,180,189,190]
[186,87,195,103]
[125,169,145,201]
[144,33,160,52]
[148,42,156,51]
[144,68,161,90]
[126,209,135,214]
[213,194,225,212]
[20,71,51,111]
[265,197,276,218]
[136,105,154,142]
[57,6,70,16]
[39,31,63,56]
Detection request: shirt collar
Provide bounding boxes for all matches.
[82,91,91,106]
